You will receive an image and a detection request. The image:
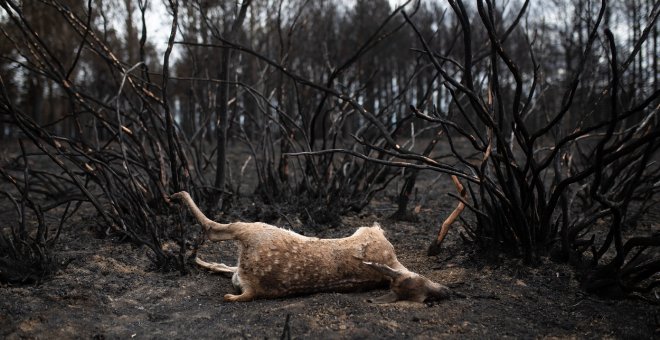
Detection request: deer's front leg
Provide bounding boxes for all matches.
[368,291,398,304]
[195,257,237,273]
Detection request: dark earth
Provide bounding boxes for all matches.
[1,147,658,339]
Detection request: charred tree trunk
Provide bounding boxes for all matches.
[209,0,251,210]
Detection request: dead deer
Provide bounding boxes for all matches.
[170,191,450,303]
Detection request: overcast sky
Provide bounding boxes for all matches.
[143,0,411,60]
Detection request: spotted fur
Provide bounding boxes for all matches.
[171,191,450,303]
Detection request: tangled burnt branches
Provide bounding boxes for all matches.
[0,0,194,274]
[355,0,659,297]
[0,0,422,279]
[0,141,73,283]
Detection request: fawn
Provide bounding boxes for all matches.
[171,191,450,303]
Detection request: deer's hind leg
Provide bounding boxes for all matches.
[224,284,256,302]
[195,257,237,273]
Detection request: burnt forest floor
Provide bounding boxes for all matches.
[1,144,659,339]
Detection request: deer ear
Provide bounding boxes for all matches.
[363,261,405,279]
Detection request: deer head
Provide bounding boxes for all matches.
[363,261,450,303]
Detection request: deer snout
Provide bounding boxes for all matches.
[390,274,450,303]
[424,280,451,301]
